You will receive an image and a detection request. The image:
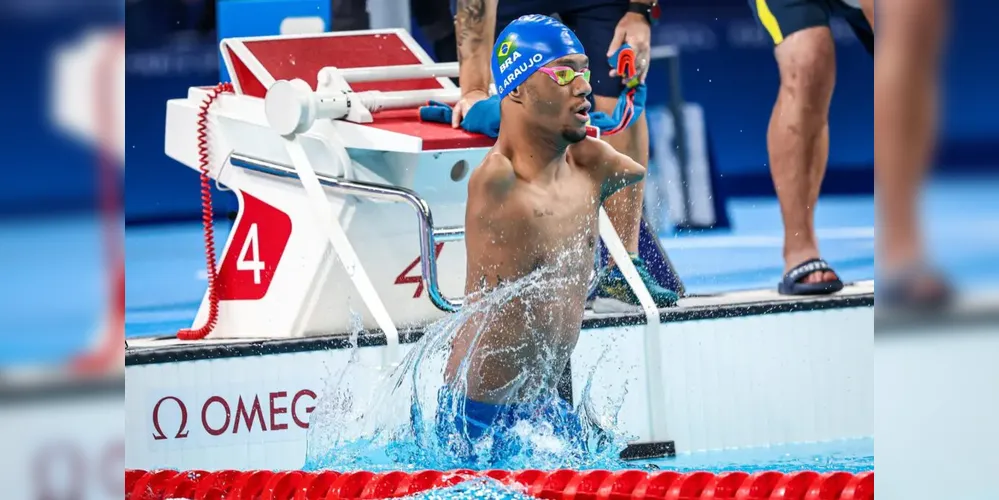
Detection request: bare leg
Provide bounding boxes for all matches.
[769,27,839,285]
[594,94,647,260]
[872,0,953,305]
[873,0,945,269]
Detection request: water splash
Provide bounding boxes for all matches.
[303,264,640,472]
[403,479,533,500]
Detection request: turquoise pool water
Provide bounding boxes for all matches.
[644,438,873,473]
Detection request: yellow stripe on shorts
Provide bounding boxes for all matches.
[755,0,785,45]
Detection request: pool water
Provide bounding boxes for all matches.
[644,438,873,473]
[396,437,873,499]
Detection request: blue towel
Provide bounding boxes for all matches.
[419,95,502,137]
[418,44,647,138]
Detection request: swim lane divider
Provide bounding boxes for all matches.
[125,468,873,499]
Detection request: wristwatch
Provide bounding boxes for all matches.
[627,0,660,25]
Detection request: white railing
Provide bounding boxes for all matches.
[264,78,460,135]
[335,62,460,82]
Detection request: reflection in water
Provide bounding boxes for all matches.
[303,265,639,472]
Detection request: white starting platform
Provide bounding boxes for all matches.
[125,30,874,472]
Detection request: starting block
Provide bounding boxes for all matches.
[166,30,494,346]
[164,30,677,365]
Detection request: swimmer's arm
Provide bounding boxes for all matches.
[455,0,498,94]
[601,153,645,200]
[574,138,646,201]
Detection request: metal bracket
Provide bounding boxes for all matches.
[229,153,464,313]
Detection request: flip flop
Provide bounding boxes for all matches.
[778,258,845,296]
[877,265,953,311]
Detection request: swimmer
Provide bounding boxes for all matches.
[748,0,873,296]
[440,15,645,446]
[451,0,678,313]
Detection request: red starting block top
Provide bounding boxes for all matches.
[220,30,496,151]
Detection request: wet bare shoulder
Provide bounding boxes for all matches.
[566,137,612,172]
[568,138,646,201]
[468,152,517,201]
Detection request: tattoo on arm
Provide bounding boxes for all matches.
[456,0,486,50]
[455,0,494,90]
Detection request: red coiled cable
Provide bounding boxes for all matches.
[177,82,234,341]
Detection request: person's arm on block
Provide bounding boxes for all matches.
[453,0,498,127]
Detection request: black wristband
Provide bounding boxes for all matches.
[627,1,658,25]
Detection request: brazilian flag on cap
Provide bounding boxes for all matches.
[496,36,516,66]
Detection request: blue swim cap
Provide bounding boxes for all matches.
[492,15,586,99]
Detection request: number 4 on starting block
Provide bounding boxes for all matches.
[217,192,293,301]
[236,223,266,285]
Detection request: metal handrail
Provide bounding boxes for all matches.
[229,153,464,313]
[664,45,692,227]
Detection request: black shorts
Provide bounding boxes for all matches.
[451,0,630,98]
[748,0,873,54]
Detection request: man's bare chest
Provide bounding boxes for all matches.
[489,184,599,255]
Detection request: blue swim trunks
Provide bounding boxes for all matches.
[434,387,586,463]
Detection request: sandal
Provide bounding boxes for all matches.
[778,258,845,296]
[877,265,953,311]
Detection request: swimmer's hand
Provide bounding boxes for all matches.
[570,138,646,201]
[452,89,491,128]
[420,95,501,137]
[608,12,652,83]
